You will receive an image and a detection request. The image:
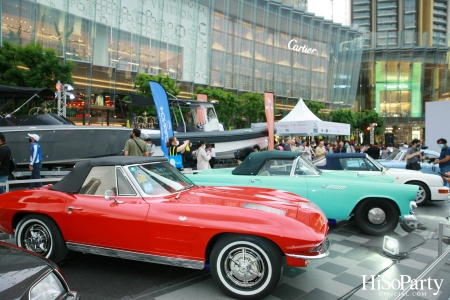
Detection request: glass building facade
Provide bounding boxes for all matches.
[1,0,364,124]
[356,37,449,143]
[351,0,450,144]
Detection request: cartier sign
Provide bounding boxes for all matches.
[288,39,318,55]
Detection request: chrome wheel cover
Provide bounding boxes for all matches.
[367,208,386,225]
[224,247,265,288]
[23,224,51,256]
[415,186,426,203]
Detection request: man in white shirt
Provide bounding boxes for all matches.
[145,138,155,157]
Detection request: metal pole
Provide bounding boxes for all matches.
[438,222,443,257]
[394,243,450,300]
[62,89,67,117]
[370,126,374,144]
[57,89,61,115]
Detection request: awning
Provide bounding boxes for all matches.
[0,85,55,100]
[127,94,155,107]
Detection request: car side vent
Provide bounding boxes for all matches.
[324,185,347,190]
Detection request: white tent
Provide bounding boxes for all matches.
[279,98,321,122]
[252,98,350,136]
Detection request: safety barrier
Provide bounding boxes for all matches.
[0,178,63,193]
[394,222,450,300]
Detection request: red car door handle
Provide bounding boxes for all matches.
[67,206,83,211]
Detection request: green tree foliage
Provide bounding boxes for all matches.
[0,41,74,89]
[131,73,181,118]
[355,110,385,136]
[304,100,328,120]
[195,86,239,129]
[329,109,357,130]
[134,73,180,98]
[304,100,324,115]
[239,92,265,126]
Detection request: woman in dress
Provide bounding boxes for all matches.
[196,140,211,171]
[206,143,216,168]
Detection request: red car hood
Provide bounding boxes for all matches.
[184,186,326,233]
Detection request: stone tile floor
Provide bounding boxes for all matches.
[2,200,450,300]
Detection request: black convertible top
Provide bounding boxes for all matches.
[232,151,300,175]
[50,156,166,193]
[314,153,367,170]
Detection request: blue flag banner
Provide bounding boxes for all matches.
[149,81,173,157]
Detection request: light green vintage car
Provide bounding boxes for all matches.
[186,151,418,236]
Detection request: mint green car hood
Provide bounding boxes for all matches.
[185,168,415,221]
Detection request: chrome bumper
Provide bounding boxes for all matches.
[403,201,419,228]
[285,237,331,260]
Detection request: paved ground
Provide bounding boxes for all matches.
[2,200,450,300]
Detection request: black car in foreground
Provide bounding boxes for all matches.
[0,241,79,300]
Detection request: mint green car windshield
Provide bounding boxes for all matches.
[365,155,387,171]
[296,156,321,176]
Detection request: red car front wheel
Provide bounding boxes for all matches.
[210,234,282,300]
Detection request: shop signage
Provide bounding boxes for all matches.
[384,83,410,90]
[287,39,318,55]
[251,120,350,135]
[386,75,409,81]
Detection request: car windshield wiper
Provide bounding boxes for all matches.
[175,184,194,199]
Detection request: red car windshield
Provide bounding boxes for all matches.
[127,162,195,196]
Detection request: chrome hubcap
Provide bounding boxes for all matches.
[415,186,426,203]
[367,208,386,225]
[224,247,265,288]
[23,224,51,255]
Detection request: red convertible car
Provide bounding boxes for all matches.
[0,157,330,299]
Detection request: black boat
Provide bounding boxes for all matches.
[0,85,269,168]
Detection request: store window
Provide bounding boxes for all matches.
[2,0,34,45]
[380,90,412,118]
[36,5,65,55]
[66,14,91,62]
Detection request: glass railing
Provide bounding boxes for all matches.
[434,2,447,8]
[433,9,447,15]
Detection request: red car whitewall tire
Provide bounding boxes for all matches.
[210,235,282,299]
[16,214,68,263]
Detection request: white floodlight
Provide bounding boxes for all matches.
[383,236,399,255]
[64,84,74,91]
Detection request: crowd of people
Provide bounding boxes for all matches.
[123,128,218,171]
[275,137,415,161]
[275,138,370,160]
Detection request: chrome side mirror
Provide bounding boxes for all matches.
[104,190,114,201]
[104,190,124,204]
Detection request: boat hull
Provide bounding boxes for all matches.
[3,126,268,166]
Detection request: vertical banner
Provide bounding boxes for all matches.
[196,94,207,124]
[264,92,275,150]
[149,81,174,157]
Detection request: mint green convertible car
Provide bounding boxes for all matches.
[186,151,418,236]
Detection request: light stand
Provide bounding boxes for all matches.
[56,81,75,117]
